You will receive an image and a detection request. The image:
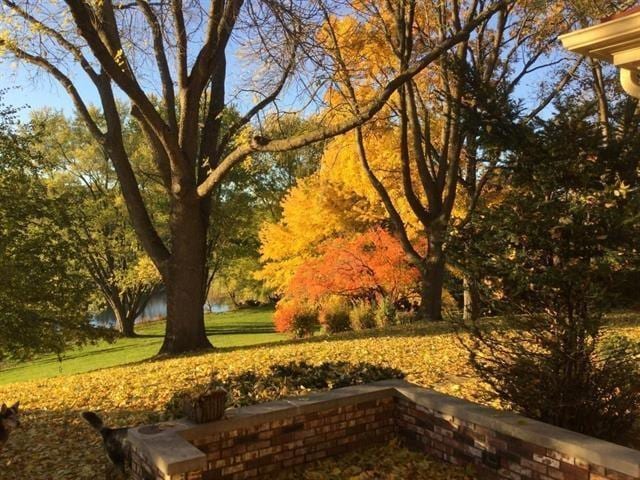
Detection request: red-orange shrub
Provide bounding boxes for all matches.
[273,301,318,337]
[273,301,298,333]
[286,228,419,305]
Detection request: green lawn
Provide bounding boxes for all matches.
[0,307,284,385]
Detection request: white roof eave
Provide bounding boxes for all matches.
[559,11,640,67]
[559,11,640,98]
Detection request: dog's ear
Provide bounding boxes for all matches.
[10,401,19,412]
[1,404,7,415]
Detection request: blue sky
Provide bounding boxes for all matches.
[1,64,554,124]
[0,34,560,125]
[0,46,252,120]
[2,66,85,116]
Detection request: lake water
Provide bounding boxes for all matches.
[93,290,229,327]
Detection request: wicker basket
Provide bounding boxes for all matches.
[182,389,227,424]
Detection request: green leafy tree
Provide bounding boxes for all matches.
[205,164,266,308]
[34,106,300,332]
[0,99,104,359]
[208,114,324,307]
[34,110,163,337]
[249,115,324,221]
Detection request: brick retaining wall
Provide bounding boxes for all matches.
[395,395,635,480]
[127,380,640,480]
[190,396,395,479]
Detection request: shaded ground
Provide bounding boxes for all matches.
[0,307,285,385]
[0,311,638,479]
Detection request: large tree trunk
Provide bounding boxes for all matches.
[159,195,213,354]
[419,232,446,321]
[463,274,481,322]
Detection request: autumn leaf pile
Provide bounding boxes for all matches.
[1,316,638,479]
[275,439,473,480]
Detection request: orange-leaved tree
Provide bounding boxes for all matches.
[286,227,419,305]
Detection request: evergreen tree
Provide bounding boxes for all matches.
[461,94,640,441]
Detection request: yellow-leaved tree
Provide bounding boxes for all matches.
[257,172,379,293]
[292,0,580,321]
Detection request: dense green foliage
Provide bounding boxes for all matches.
[33,110,164,336]
[461,91,640,440]
[0,101,105,359]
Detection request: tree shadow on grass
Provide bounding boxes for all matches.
[0,340,162,377]
[205,322,277,336]
[1,319,459,384]
[603,310,640,328]
[216,320,456,351]
[132,333,165,339]
[142,320,458,365]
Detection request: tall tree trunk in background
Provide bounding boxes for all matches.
[458,141,483,323]
[590,61,611,144]
[107,296,133,337]
[420,234,446,321]
[100,283,154,338]
[333,3,473,323]
[463,275,481,322]
[113,308,137,337]
[105,286,157,337]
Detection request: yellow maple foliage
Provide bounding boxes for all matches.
[256,173,379,293]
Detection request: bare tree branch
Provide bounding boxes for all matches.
[64,0,179,164]
[0,41,105,143]
[171,0,188,88]
[2,0,100,83]
[217,53,295,157]
[522,57,584,124]
[136,0,178,131]
[197,0,513,198]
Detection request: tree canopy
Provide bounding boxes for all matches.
[0,99,105,359]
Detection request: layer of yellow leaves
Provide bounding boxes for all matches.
[275,439,472,480]
[1,315,639,479]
